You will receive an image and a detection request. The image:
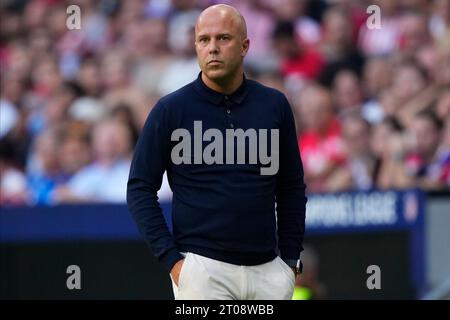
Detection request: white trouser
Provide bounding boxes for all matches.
[171,252,295,300]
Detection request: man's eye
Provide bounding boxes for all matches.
[219,36,229,41]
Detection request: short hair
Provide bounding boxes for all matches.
[272,21,295,40]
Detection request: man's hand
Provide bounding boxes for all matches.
[170,259,184,286]
[290,266,298,278]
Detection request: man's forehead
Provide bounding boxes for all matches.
[195,5,245,38]
[196,17,239,36]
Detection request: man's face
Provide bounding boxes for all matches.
[195,10,248,82]
[410,117,440,158]
[343,118,370,156]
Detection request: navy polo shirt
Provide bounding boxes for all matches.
[127,72,307,272]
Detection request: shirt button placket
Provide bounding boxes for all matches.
[224,96,234,128]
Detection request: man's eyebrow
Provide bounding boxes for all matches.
[196,34,209,39]
[196,32,233,38]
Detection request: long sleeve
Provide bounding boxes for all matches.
[275,95,308,261]
[127,101,183,272]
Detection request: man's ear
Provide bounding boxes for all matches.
[242,38,250,57]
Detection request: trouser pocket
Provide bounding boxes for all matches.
[276,256,296,286]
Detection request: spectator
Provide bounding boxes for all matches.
[358,0,402,56]
[56,121,92,178]
[229,0,277,72]
[318,6,365,87]
[130,18,174,97]
[158,10,200,96]
[297,84,345,193]
[272,21,324,88]
[370,116,406,189]
[27,127,68,205]
[53,119,132,203]
[361,57,393,124]
[101,50,148,116]
[332,69,364,117]
[327,114,375,192]
[270,0,321,46]
[76,58,102,98]
[398,11,432,57]
[402,110,448,189]
[0,138,28,205]
[390,60,436,128]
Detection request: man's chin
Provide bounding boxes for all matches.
[204,68,227,80]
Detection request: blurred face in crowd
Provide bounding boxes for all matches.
[378,89,400,116]
[343,117,371,157]
[24,0,47,29]
[101,53,129,89]
[333,70,363,111]
[93,121,132,164]
[363,57,392,98]
[77,60,102,96]
[195,5,249,88]
[391,64,427,104]
[401,13,430,52]
[299,86,334,134]
[32,57,63,96]
[35,130,59,174]
[409,116,441,158]
[59,137,91,175]
[273,0,306,21]
[93,122,120,163]
[8,44,32,81]
[273,33,299,59]
[1,74,26,105]
[371,121,399,158]
[145,19,168,53]
[46,5,68,38]
[322,8,351,45]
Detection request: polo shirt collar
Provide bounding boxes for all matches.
[193,72,249,105]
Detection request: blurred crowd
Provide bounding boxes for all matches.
[0,0,449,206]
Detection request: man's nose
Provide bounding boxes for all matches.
[208,39,219,54]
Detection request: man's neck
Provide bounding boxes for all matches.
[201,70,244,95]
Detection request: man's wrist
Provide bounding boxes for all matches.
[283,258,303,275]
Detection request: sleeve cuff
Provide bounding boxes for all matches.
[279,246,302,261]
[160,248,184,273]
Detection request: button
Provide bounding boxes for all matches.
[224,96,229,100]
[226,109,231,114]
[230,123,234,128]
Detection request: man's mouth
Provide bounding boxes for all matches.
[207,60,223,65]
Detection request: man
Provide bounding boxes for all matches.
[127,4,307,300]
